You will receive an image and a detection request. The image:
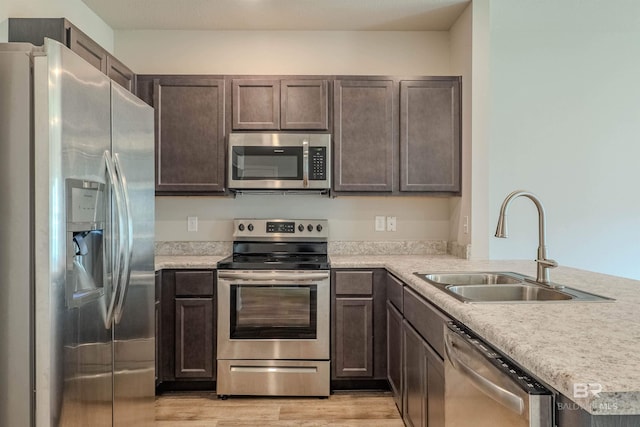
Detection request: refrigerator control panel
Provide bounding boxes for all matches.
[66,179,105,231]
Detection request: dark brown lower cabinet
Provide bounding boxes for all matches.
[155,271,161,386]
[426,347,445,427]
[331,269,387,388]
[387,301,403,413]
[175,298,213,378]
[158,269,216,391]
[403,320,445,427]
[335,297,373,377]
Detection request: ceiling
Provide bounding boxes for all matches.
[81,0,471,31]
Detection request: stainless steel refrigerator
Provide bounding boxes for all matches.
[0,39,155,426]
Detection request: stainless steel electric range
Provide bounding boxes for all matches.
[216,218,330,397]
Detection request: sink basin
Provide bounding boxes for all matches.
[447,284,572,302]
[413,271,614,303]
[423,273,522,286]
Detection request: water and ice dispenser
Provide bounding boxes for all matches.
[65,179,106,308]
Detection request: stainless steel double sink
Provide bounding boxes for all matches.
[414,272,613,303]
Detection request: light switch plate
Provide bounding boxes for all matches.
[375,216,386,232]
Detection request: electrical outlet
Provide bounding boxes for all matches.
[187,216,198,232]
[463,216,469,234]
[387,216,397,232]
[375,216,386,232]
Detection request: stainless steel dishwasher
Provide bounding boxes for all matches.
[444,321,554,427]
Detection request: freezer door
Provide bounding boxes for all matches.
[110,82,155,427]
[35,39,114,426]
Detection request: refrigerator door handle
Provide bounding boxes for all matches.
[104,150,126,327]
[113,152,134,324]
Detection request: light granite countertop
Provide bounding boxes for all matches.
[156,255,226,270]
[155,254,640,416]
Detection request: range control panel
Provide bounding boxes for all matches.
[234,219,329,240]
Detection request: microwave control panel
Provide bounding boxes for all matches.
[309,147,326,180]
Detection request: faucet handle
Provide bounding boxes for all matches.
[536,258,558,269]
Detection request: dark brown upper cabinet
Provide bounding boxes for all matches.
[400,79,461,193]
[333,79,396,193]
[333,77,461,195]
[232,79,280,130]
[139,77,226,194]
[106,55,135,92]
[281,79,329,130]
[232,78,329,131]
[8,18,135,93]
[66,24,108,73]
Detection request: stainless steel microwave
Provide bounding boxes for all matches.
[228,133,331,191]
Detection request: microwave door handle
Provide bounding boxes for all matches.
[303,139,309,188]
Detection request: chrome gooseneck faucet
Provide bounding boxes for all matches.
[495,190,558,285]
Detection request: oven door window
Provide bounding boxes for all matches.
[232,146,303,180]
[230,284,317,339]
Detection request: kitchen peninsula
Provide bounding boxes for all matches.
[156,253,640,425]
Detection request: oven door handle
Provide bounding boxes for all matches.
[217,271,329,282]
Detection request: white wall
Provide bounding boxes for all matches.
[156,196,451,242]
[115,30,451,75]
[0,2,7,43]
[488,0,640,279]
[0,0,113,51]
[449,4,473,247]
[470,0,491,259]
[116,30,458,243]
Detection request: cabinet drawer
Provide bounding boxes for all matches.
[175,271,214,296]
[403,287,450,359]
[386,273,403,311]
[335,271,373,295]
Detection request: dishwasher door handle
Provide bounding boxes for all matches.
[445,336,525,415]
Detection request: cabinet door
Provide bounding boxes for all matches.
[387,301,403,414]
[154,78,226,193]
[155,272,161,385]
[107,55,135,92]
[333,79,395,192]
[400,79,461,193]
[8,18,67,46]
[175,298,214,379]
[403,286,450,359]
[281,79,328,130]
[335,298,373,377]
[426,343,445,427]
[403,320,426,427]
[67,23,108,73]
[232,79,280,130]
[159,270,176,381]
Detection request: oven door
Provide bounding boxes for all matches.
[217,270,330,360]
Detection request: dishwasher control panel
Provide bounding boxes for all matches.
[447,321,551,395]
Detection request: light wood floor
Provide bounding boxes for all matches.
[156,391,404,426]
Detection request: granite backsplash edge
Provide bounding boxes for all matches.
[156,240,470,259]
